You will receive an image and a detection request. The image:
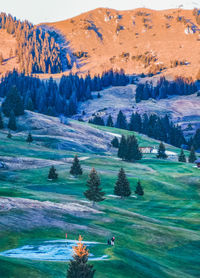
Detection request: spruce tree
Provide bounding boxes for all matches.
[178,148,186,162]
[0,53,3,65]
[106,115,114,127]
[2,86,24,117]
[157,142,168,159]
[188,146,197,163]
[0,112,4,129]
[135,180,144,196]
[116,110,127,129]
[26,132,33,144]
[118,135,127,160]
[114,168,131,198]
[8,110,17,131]
[67,235,95,278]
[7,130,12,139]
[48,166,58,180]
[111,137,119,148]
[126,135,142,162]
[70,155,83,177]
[84,168,105,206]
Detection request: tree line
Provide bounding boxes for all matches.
[135,76,197,103]
[90,111,188,149]
[0,69,129,121]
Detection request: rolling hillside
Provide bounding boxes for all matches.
[0,112,200,277]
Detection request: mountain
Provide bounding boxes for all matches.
[45,7,200,78]
[0,8,200,79]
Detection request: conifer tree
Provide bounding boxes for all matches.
[118,135,127,160]
[0,112,4,129]
[106,115,114,127]
[114,168,131,198]
[67,235,95,278]
[111,137,119,148]
[188,146,197,163]
[157,142,168,159]
[26,132,33,144]
[178,148,186,162]
[70,155,83,177]
[7,130,12,139]
[8,110,17,131]
[116,110,127,129]
[84,168,105,206]
[2,86,24,117]
[26,98,34,111]
[48,166,58,180]
[193,129,200,150]
[126,135,142,162]
[135,180,144,196]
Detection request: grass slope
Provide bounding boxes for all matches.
[0,118,200,278]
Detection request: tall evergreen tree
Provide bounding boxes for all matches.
[48,166,58,180]
[116,110,127,129]
[2,86,24,117]
[70,155,83,177]
[157,142,168,159]
[126,135,142,162]
[106,115,114,127]
[114,168,131,198]
[8,110,17,131]
[178,148,186,162]
[193,129,200,150]
[7,130,12,138]
[188,146,197,163]
[118,135,127,160]
[67,235,95,278]
[0,112,4,129]
[26,132,33,144]
[0,53,3,65]
[84,168,105,206]
[135,180,144,196]
[111,137,119,148]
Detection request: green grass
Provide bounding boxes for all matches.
[0,124,200,278]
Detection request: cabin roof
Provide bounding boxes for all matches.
[195,158,200,163]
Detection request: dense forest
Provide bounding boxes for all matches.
[0,13,68,73]
[135,76,197,102]
[0,69,129,117]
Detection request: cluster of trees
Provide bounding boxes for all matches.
[117,135,142,162]
[0,12,66,73]
[135,76,197,102]
[0,69,130,118]
[91,111,186,148]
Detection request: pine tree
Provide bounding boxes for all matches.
[9,48,13,58]
[135,180,144,196]
[178,148,186,162]
[26,98,34,111]
[7,130,12,139]
[106,115,114,127]
[70,155,83,177]
[126,135,142,162]
[116,110,127,129]
[26,132,33,144]
[157,142,168,159]
[48,166,58,180]
[8,110,17,131]
[193,129,200,150]
[188,146,197,163]
[118,135,127,160]
[114,168,131,198]
[111,137,119,148]
[67,235,95,278]
[0,112,4,129]
[84,168,105,206]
